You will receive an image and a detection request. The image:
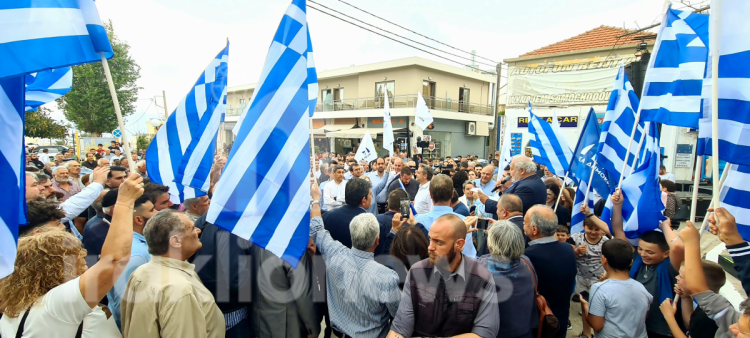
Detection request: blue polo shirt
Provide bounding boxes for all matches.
[415,206,477,258]
[474,178,497,196]
[107,232,152,329]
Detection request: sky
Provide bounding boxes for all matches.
[47,0,707,135]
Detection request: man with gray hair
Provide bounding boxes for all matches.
[310,183,400,338]
[184,195,210,222]
[121,209,225,338]
[523,205,577,338]
[481,155,547,216]
[51,165,81,201]
[136,159,148,178]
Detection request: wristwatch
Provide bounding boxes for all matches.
[311,201,320,206]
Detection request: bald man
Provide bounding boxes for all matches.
[473,165,496,196]
[389,214,499,338]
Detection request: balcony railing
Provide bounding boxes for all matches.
[226,108,244,116]
[315,94,494,116]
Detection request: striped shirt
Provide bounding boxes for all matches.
[310,216,401,338]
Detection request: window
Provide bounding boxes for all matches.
[375,81,395,107]
[239,98,246,105]
[422,81,435,109]
[321,88,344,111]
[459,87,470,113]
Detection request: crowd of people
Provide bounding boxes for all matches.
[0,146,748,338]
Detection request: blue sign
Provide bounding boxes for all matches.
[112,129,122,138]
[510,133,523,156]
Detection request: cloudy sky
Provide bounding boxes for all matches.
[50,0,706,134]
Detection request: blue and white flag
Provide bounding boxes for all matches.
[639,7,708,128]
[0,75,25,278]
[0,0,114,78]
[569,108,615,199]
[719,164,750,241]
[25,67,73,111]
[620,122,666,238]
[597,66,645,184]
[174,45,229,194]
[570,180,596,234]
[696,0,750,166]
[527,103,573,176]
[206,0,317,267]
[355,129,377,163]
[146,44,229,203]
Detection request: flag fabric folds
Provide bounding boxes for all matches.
[527,103,573,177]
[25,67,73,111]
[597,66,645,184]
[498,129,513,170]
[206,0,317,267]
[569,108,615,200]
[620,122,666,238]
[0,0,114,78]
[570,180,596,234]
[696,0,750,166]
[414,91,434,130]
[382,89,395,156]
[0,75,25,278]
[639,6,709,128]
[146,44,229,204]
[355,129,378,163]
[719,164,750,241]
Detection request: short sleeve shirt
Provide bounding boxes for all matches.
[588,279,652,338]
[571,233,608,279]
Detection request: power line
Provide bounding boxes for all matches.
[307,4,504,76]
[335,0,499,64]
[308,0,496,68]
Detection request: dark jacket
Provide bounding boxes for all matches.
[728,242,750,295]
[321,204,366,249]
[524,240,577,338]
[375,211,397,255]
[477,216,527,257]
[387,177,419,201]
[477,255,537,338]
[485,175,547,216]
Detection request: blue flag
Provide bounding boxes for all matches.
[25,67,73,111]
[0,75,25,278]
[527,103,574,176]
[207,0,317,267]
[569,108,616,198]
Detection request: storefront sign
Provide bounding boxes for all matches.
[517,116,578,128]
[368,116,407,128]
[675,144,693,168]
[506,57,637,106]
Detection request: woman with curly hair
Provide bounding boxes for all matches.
[0,174,144,338]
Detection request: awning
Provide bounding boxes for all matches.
[312,123,354,135]
[325,128,404,138]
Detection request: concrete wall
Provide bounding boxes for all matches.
[426,118,487,158]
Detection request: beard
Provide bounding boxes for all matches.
[429,244,457,268]
[55,177,70,184]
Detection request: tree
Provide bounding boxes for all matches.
[136,134,151,153]
[57,20,141,136]
[25,107,68,140]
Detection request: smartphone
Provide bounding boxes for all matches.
[476,218,489,230]
[471,188,481,193]
[469,206,476,214]
[400,198,410,218]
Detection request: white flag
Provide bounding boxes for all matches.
[414,91,434,130]
[355,129,378,163]
[382,89,395,156]
[498,127,512,170]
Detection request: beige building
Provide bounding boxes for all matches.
[223,56,498,159]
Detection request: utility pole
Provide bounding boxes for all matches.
[491,63,503,155]
[162,90,169,118]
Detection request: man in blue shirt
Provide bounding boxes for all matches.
[473,166,496,196]
[415,174,477,258]
[107,195,157,329]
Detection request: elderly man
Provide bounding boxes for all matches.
[481,156,546,216]
[389,214,499,338]
[413,164,434,214]
[136,160,148,178]
[121,210,224,338]
[477,193,526,256]
[310,183,401,338]
[184,195,210,221]
[523,205,577,338]
[97,157,110,168]
[360,160,370,173]
[51,166,82,202]
[473,165,496,196]
[65,160,83,187]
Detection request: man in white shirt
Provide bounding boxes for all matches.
[39,148,51,164]
[324,165,347,210]
[413,164,434,214]
[659,165,676,183]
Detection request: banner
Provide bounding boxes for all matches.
[506,57,636,106]
[518,116,578,128]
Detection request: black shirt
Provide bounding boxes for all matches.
[689,305,719,338]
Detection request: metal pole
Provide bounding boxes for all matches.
[100,53,136,174]
[406,117,411,159]
[162,90,169,119]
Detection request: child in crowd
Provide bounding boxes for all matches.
[556,225,576,246]
[572,219,608,338]
[659,259,724,338]
[611,189,684,338]
[580,239,653,337]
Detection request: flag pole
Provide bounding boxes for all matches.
[310,119,316,179]
[583,157,599,206]
[710,0,721,215]
[628,122,651,175]
[699,162,731,236]
[689,156,703,224]
[553,171,569,212]
[100,53,136,174]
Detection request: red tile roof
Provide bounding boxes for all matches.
[519,25,655,58]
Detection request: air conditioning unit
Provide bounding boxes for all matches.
[465,122,476,136]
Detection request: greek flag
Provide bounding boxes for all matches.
[696,0,750,166]
[570,180,596,234]
[719,164,750,240]
[527,103,573,176]
[639,7,708,128]
[0,0,114,78]
[206,0,317,267]
[24,67,72,111]
[597,66,645,184]
[146,44,228,203]
[620,122,666,238]
[0,76,25,278]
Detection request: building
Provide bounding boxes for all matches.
[500,25,700,180]
[223,57,498,160]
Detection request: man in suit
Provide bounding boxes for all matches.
[476,193,527,256]
[321,177,372,249]
[375,190,409,256]
[479,155,546,216]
